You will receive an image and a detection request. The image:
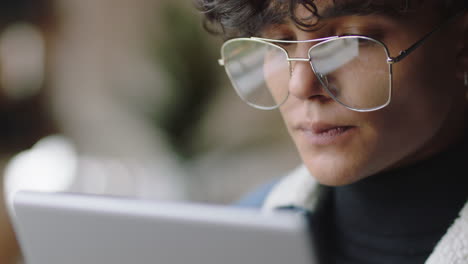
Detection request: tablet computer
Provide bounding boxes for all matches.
[12,191,317,264]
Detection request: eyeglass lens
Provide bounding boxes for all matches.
[222,36,391,111]
[222,40,290,109]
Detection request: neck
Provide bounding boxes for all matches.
[331,138,468,262]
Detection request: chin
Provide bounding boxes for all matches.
[301,154,373,186]
[309,167,364,186]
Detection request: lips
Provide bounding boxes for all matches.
[297,122,353,134]
[296,122,356,145]
[312,122,353,132]
[314,126,351,136]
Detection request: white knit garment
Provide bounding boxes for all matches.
[262,165,320,212]
[262,165,468,264]
[426,202,468,264]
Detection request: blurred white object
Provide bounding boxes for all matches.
[4,135,188,218]
[4,135,76,213]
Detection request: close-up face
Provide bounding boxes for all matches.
[250,0,468,186]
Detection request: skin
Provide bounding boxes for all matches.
[260,1,468,186]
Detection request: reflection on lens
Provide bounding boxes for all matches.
[310,37,390,110]
[222,39,289,109]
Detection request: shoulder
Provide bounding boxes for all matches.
[234,179,279,208]
[234,165,323,211]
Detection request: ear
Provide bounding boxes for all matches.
[455,12,468,81]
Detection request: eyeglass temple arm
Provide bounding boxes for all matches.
[389,10,466,64]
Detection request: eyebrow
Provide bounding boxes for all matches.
[319,1,406,20]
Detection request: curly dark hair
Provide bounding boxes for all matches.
[196,0,466,39]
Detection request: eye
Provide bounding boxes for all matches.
[337,32,369,38]
[259,24,296,41]
[338,33,359,36]
[276,41,293,48]
[269,35,295,42]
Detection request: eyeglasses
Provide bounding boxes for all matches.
[218,10,465,111]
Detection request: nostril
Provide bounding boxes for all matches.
[309,94,332,103]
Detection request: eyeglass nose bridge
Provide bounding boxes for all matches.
[286,56,328,92]
[287,58,311,62]
[286,57,314,75]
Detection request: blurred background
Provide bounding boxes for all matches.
[0,0,301,263]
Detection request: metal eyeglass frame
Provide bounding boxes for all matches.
[218,9,466,112]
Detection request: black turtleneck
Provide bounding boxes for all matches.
[330,139,468,264]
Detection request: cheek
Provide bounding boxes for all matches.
[389,27,459,119]
[390,47,455,134]
[370,51,460,166]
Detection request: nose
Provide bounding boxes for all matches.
[288,60,332,103]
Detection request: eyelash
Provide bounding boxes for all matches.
[339,33,362,36]
[273,35,295,41]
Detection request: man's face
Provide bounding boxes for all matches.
[260,1,467,185]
